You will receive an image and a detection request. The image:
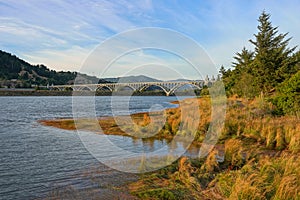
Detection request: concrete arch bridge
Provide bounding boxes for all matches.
[49,81,210,96]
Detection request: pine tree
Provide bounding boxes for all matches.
[232,47,254,73]
[220,47,255,97]
[230,47,258,97]
[219,65,226,76]
[249,11,297,92]
[220,11,299,98]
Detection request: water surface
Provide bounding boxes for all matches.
[0,96,191,199]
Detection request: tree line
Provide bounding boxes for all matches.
[0,50,77,87]
[220,11,300,116]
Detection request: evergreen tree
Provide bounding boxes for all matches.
[220,47,256,97]
[249,11,297,92]
[232,47,254,74]
[221,11,299,98]
[231,47,257,97]
[219,65,226,76]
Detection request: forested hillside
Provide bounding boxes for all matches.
[0,50,78,87]
[0,50,111,88]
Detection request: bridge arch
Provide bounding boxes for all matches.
[169,83,202,95]
[139,84,169,96]
[77,86,94,91]
[96,85,113,92]
[64,87,73,91]
[114,85,136,92]
[50,86,61,91]
[72,85,95,91]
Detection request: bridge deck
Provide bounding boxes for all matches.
[48,80,213,96]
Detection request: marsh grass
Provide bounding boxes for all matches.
[214,153,300,200]
[201,149,219,173]
[224,139,244,168]
[42,96,300,199]
[128,97,300,199]
[129,157,203,200]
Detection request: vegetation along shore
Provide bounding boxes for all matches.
[40,95,300,199]
[39,11,300,199]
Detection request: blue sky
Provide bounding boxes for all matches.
[1,0,300,79]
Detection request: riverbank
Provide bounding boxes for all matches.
[0,89,73,96]
[39,96,215,146]
[40,96,300,199]
[0,88,202,96]
[126,97,300,199]
[0,89,199,96]
[39,99,183,141]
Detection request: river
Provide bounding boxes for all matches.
[0,96,195,199]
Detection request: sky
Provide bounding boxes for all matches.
[1,0,300,80]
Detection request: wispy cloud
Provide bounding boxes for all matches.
[0,0,299,79]
[22,45,91,71]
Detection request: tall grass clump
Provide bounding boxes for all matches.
[224,139,244,168]
[215,153,300,199]
[275,126,286,150]
[288,125,300,153]
[200,149,219,173]
[266,125,276,149]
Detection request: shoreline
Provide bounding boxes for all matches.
[38,97,203,144]
[39,96,300,199]
[0,90,73,96]
[39,110,179,141]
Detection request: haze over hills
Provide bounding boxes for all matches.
[0,50,82,88]
[167,78,192,82]
[104,75,162,83]
[0,50,204,89]
[0,50,163,88]
[103,76,196,83]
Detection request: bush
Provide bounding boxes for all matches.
[273,71,300,116]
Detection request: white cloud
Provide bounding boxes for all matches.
[22,46,92,72]
[1,0,299,79]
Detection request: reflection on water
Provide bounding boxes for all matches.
[0,96,202,199]
[78,131,202,173]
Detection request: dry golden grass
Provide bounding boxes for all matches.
[228,174,267,200]
[128,157,204,200]
[127,96,300,199]
[214,152,300,200]
[201,149,219,173]
[40,96,300,151]
[39,97,211,144]
[224,139,244,167]
[40,96,300,199]
[288,125,300,153]
[40,111,173,139]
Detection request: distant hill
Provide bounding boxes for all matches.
[104,75,162,83]
[167,78,191,82]
[74,73,110,84]
[0,50,177,88]
[0,50,110,88]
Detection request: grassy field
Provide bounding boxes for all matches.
[127,96,300,199]
[40,96,300,199]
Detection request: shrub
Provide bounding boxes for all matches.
[273,71,300,116]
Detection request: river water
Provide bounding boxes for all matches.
[0,96,195,199]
